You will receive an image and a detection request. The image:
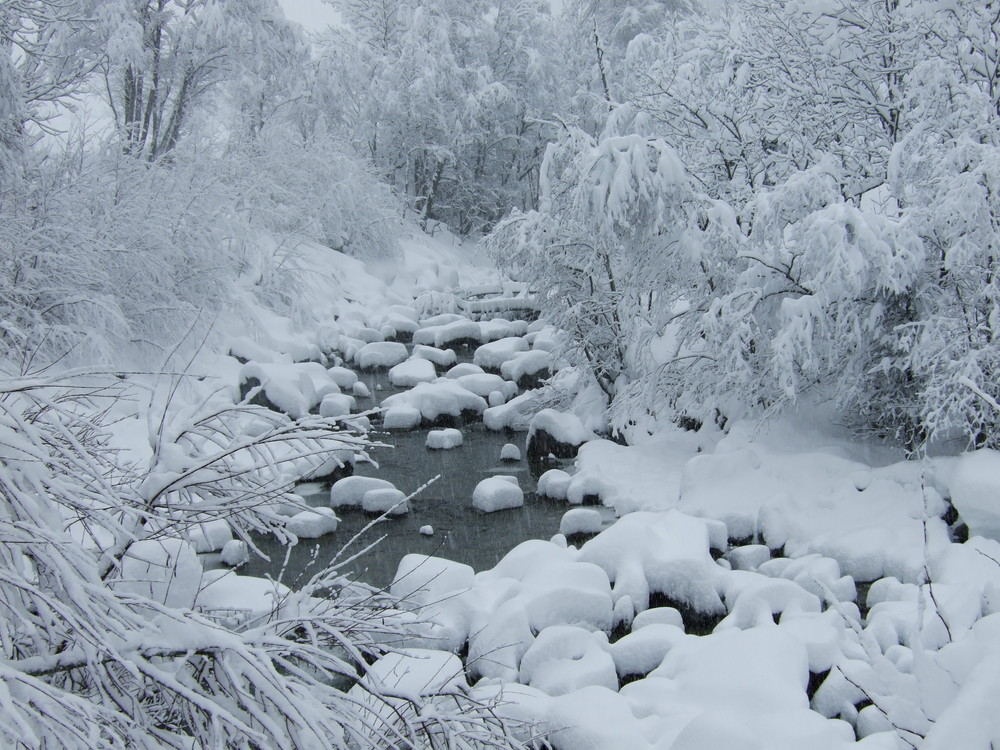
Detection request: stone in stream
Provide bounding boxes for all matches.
[500,443,521,462]
[473,476,524,512]
[526,409,593,461]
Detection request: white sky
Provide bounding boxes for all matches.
[276,0,342,32]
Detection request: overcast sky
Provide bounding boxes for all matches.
[276,0,342,32]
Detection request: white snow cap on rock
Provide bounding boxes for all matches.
[473,336,530,370]
[362,487,409,515]
[473,476,525,512]
[388,357,437,387]
[426,428,463,449]
[285,507,339,538]
[329,476,396,508]
[500,443,521,461]
[354,341,408,369]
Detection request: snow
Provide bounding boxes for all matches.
[388,357,437,386]
[425,427,463,449]
[560,508,603,536]
[939,449,1000,542]
[518,625,618,695]
[527,408,594,452]
[473,336,530,370]
[239,361,339,418]
[500,348,552,382]
[412,319,482,348]
[318,392,355,417]
[189,519,233,553]
[117,538,202,610]
[444,362,484,378]
[537,468,572,500]
[419,525,434,536]
[329,476,396,508]
[500,442,521,461]
[362,487,409,515]
[472,476,524,512]
[454,372,517,398]
[383,404,422,429]
[285,507,339,538]
[220,539,250,567]
[381,380,488,423]
[353,341,408,369]
[410,344,457,367]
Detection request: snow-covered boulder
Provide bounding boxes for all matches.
[330,476,396,509]
[411,344,457,367]
[473,476,525,512]
[319,392,355,417]
[560,508,603,537]
[944,449,1000,542]
[518,625,618,696]
[500,443,521,462]
[381,380,488,425]
[500,349,552,387]
[473,336,529,371]
[445,362,484,379]
[388,357,437,387]
[285,507,340,538]
[537,469,572,500]
[426,428,463,449]
[413,319,482,348]
[526,408,593,460]
[362,487,409,515]
[353,341,408,370]
[239,361,339,418]
[328,366,358,389]
[189,519,233,553]
[383,404,423,429]
[455,372,517,399]
[220,539,250,567]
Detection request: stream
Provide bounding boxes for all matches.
[239,349,606,590]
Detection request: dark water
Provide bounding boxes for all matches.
[238,359,586,590]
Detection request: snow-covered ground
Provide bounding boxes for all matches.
[117,228,1000,750]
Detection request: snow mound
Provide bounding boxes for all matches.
[518,625,618,696]
[327,365,358,389]
[411,344,457,367]
[240,361,340,418]
[285,507,339,538]
[381,380,488,423]
[455,372,517,399]
[445,362,484,378]
[500,443,521,462]
[473,336,530,370]
[500,348,552,383]
[353,341,408,369]
[383,404,422,429]
[189,519,232,553]
[537,469,572,500]
[412,319,482,348]
[560,508,603,537]
[220,539,249,567]
[473,476,524,512]
[362,487,408,515]
[527,409,594,458]
[941,449,1000,542]
[319,392,355,417]
[329,476,396,509]
[426,428,463,449]
[388,357,437,386]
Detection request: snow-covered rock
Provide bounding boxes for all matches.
[473,336,530,370]
[383,404,423,429]
[285,507,340,538]
[388,357,437,387]
[445,362,484,379]
[526,409,594,460]
[473,476,525,512]
[189,519,233,553]
[455,372,517,399]
[239,361,339,418]
[330,476,396,509]
[118,538,201,609]
[537,469,572,500]
[560,508,603,537]
[362,487,409,515]
[319,392,355,417]
[426,427,463,449]
[411,344,457,367]
[220,539,249,567]
[500,443,521,462]
[500,349,552,385]
[943,449,1000,542]
[381,380,488,424]
[353,341,408,369]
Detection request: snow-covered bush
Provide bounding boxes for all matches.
[0,369,525,748]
